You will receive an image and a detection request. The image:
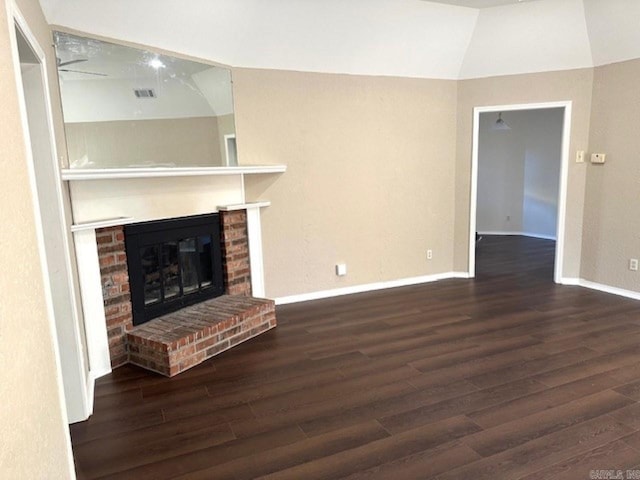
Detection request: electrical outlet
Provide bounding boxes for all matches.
[630,259,639,271]
[336,263,347,276]
[427,249,433,260]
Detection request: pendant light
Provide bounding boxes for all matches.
[493,112,511,131]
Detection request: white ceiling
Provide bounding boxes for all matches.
[460,0,593,78]
[39,0,640,80]
[424,0,540,8]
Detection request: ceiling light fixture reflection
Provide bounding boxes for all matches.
[148,58,165,70]
[492,112,511,131]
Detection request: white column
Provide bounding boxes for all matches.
[72,229,112,379]
[246,206,266,298]
[71,217,134,380]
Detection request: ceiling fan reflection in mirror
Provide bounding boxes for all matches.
[57,57,108,77]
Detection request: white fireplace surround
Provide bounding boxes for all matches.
[65,167,283,421]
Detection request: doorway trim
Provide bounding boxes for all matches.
[8,0,88,440]
[468,101,573,284]
[6,0,76,472]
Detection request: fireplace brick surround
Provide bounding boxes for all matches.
[220,210,253,296]
[96,209,275,376]
[97,227,132,369]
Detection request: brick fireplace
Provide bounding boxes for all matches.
[95,209,275,376]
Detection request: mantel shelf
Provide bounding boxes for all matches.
[70,217,135,233]
[60,165,287,181]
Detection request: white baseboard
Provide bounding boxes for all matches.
[578,279,640,301]
[559,277,581,286]
[85,371,96,419]
[275,272,640,306]
[450,271,472,279]
[562,277,640,300]
[521,232,557,241]
[68,369,97,424]
[477,231,557,241]
[275,272,465,305]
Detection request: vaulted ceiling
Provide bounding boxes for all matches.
[426,0,542,8]
[40,0,640,79]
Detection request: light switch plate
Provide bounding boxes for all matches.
[576,150,585,163]
[591,153,606,164]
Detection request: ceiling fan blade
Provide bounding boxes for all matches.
[59,68,108,77]
[58,58,88,67]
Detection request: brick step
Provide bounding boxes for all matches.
[126,295,276,376]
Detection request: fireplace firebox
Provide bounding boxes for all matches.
[124,214,224,326]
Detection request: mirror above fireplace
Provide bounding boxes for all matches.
[54,31,237,170]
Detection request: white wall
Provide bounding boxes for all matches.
[60,77,215,123]
[69,175,244,224]
[522,110,564,238]
[477,108,563,239]
[477,111,525,233]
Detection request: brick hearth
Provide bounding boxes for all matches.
[95,209,275,376]
[127,295,275,376]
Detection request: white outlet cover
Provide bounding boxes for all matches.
[336,264,347,276]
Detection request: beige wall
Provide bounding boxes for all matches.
[57,56,635,303]
[237,67,596,298]
[1,0,74,477]
[216,113,235,164]
[454,68,594,277]
[65,117,224,168]
[237,69,458,298]
[582,59,640,291]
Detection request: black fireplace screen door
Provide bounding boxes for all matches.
[124,214,224,326]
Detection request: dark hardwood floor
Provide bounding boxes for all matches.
[71,235,640,479]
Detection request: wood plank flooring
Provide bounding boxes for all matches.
[71,235,640,479]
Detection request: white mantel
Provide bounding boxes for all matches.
[61,165,285,224]
[61,165,286,181]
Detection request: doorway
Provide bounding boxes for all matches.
[9,5,89,423]
[468,102,572,283]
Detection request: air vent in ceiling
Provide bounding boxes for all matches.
[134,88,156,99]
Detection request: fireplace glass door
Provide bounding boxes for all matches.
[125,214,224,325]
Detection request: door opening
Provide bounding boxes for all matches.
[10,6,89,424]
[468,102,572,283]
